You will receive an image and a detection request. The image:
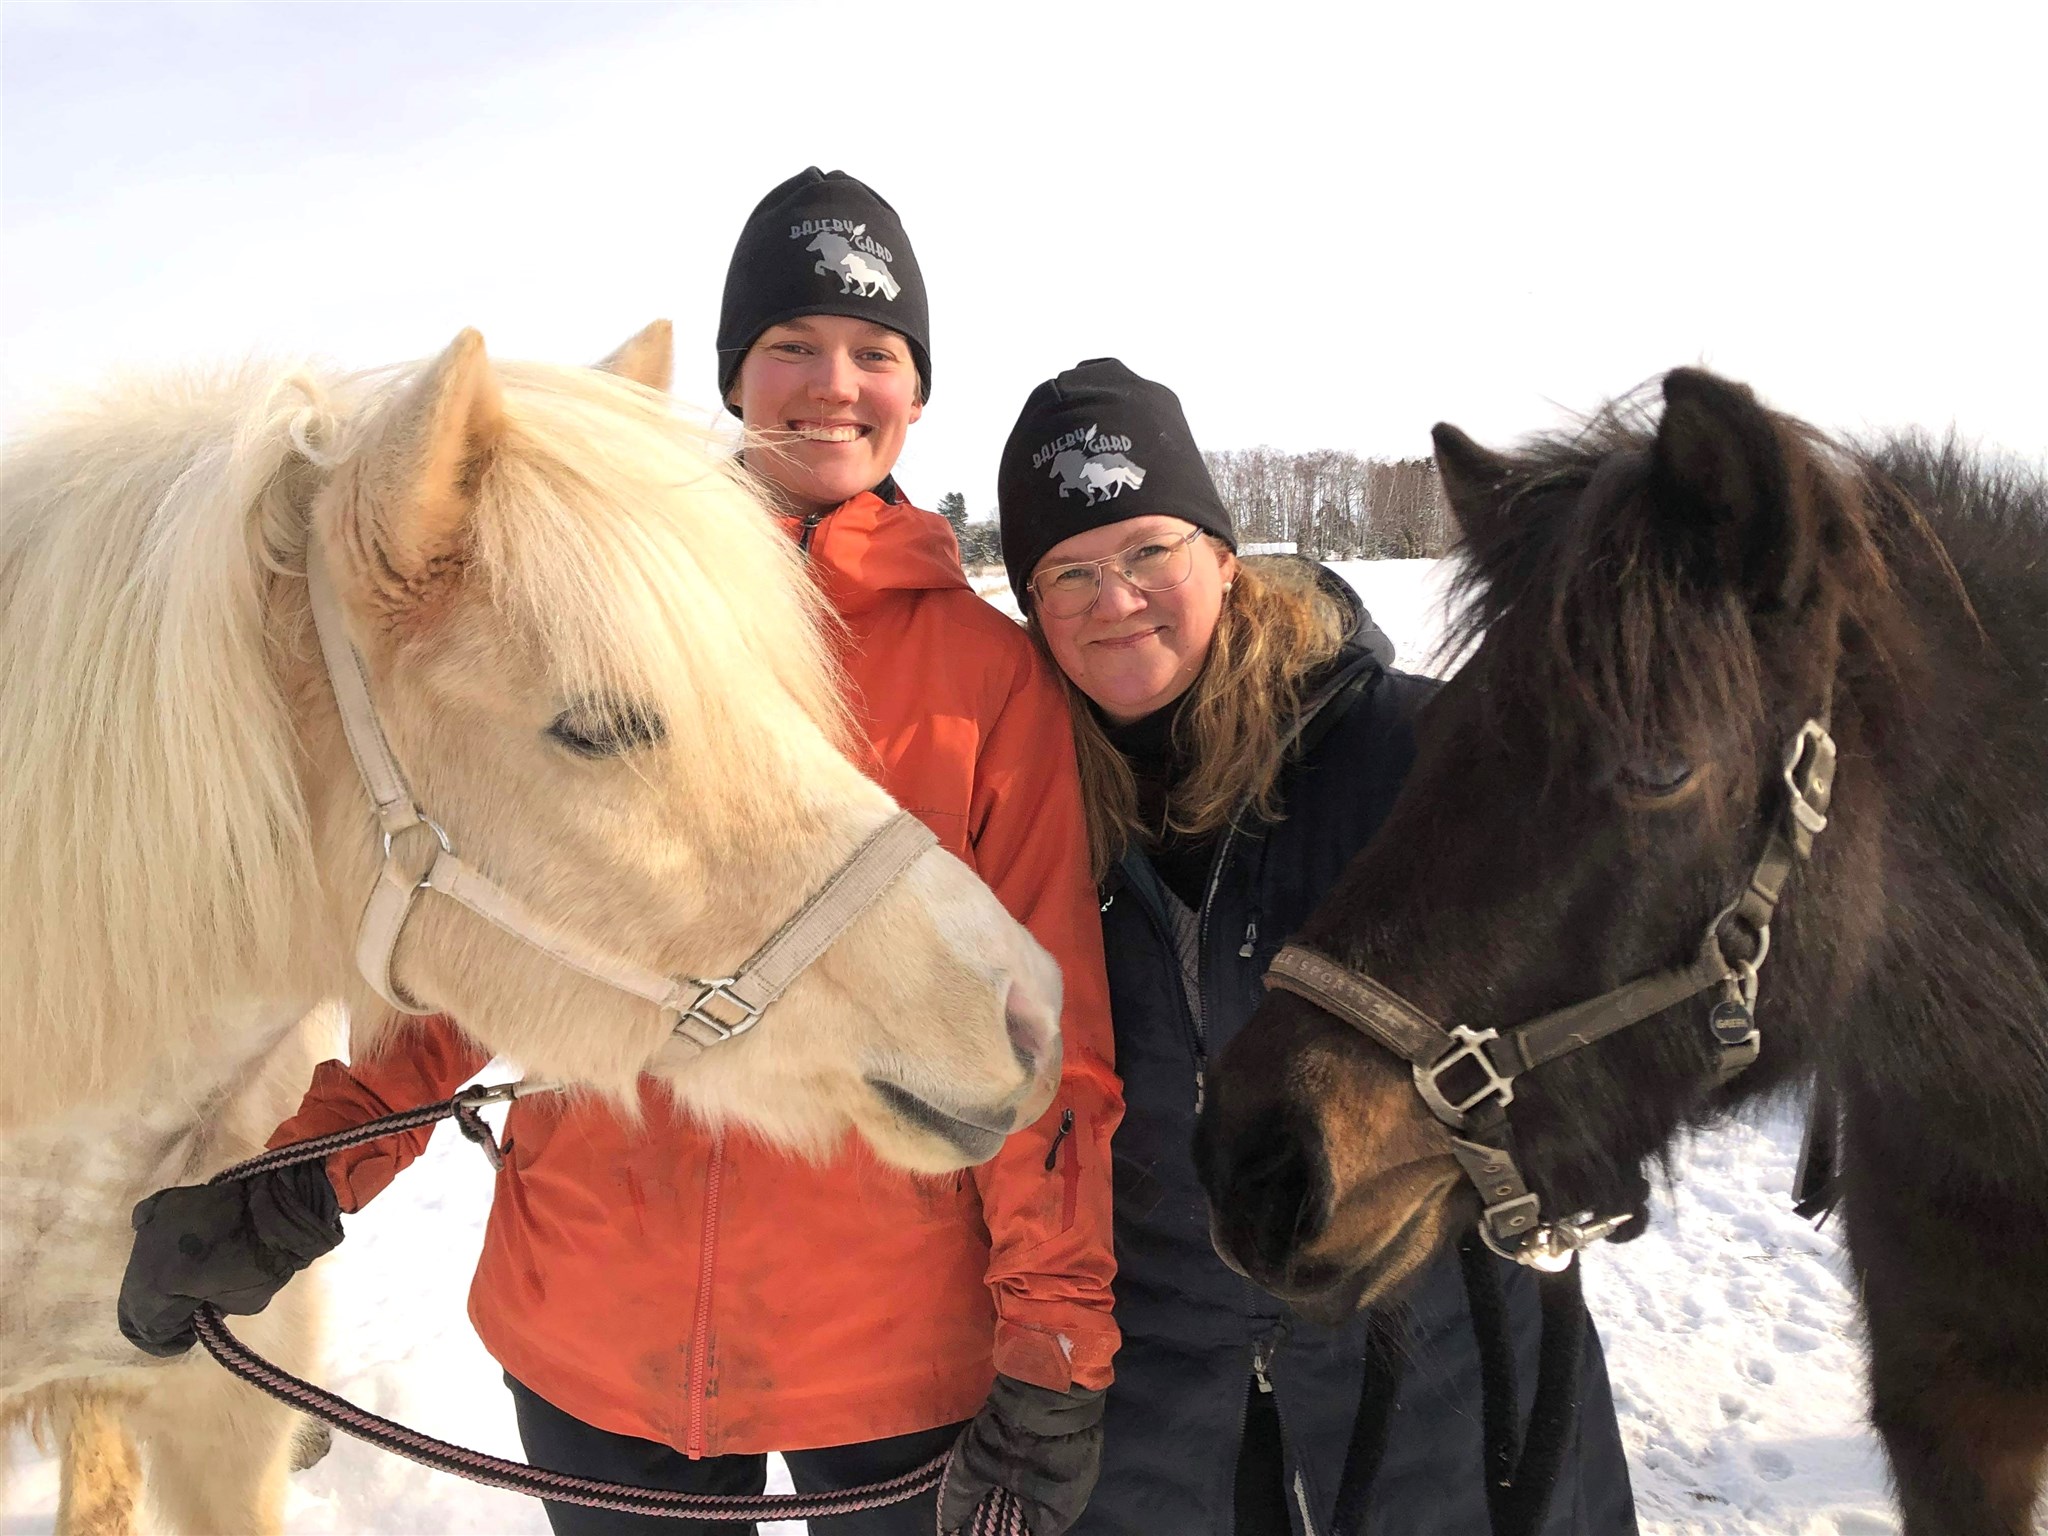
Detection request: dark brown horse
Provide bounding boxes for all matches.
[1196,369,2048,1534]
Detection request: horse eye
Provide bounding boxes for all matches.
[547,702,667,759]
[1613,758,1695,797]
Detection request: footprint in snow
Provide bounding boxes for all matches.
[1752,1447,1795,1481]
[1773,1321,1826,1353]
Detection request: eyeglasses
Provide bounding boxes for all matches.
[1028,528,1203,619]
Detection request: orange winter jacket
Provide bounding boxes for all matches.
[269,486,1122,1456]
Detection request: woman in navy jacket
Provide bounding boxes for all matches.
[996,358,1638,1536]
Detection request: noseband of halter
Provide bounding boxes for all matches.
[1264,717,1838,1271]
[305,552,935,1053]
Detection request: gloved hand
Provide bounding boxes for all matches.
[118,1161,343,1357]
[939,1373,1105,1536]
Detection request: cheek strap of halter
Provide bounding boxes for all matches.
[1264,715,1839,1269]
[305,550,935,1053]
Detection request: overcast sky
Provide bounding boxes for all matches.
[5,1,2044,516]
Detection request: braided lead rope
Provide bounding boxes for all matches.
[195,1092,951,1523]
[213,1097,469,1182]
[933,1451,1033,1536]
[194,1308,943,1520]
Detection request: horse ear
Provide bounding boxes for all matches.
[346,328,504,594]
[1431,423,1517,549]
[597,320,673,393]
[1650,369,1805,608]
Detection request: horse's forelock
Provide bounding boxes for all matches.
[1448,395,1781,776]
[457,365,851,761]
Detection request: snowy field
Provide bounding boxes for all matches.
[7,560,1897,1534]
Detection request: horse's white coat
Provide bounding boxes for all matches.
[0,329,1060,1532]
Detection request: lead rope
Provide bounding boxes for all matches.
[935,1454,1034,1536]
[190,1091,1031,1530]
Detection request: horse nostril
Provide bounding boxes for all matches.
[1004,981,1057,1076]
[1226,1111,1330,1276]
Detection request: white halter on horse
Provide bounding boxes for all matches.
[305,547,935,1059]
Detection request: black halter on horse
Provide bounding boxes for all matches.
[1266,715,1836,1536]
[1264,714,1835,1270]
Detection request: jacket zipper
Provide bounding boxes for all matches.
[684,1129,725,1458]
[1044,1107,1074,1170]
[1192,823,1247,1112]
[797,510,828,557]
[1044,1107,1080,1227]
[1251,1335,1322,1536]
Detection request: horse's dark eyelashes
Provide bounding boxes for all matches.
[546,701,668,759]
[1611,757,1696,799]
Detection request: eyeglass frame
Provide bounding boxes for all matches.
[1026,526,1207,618]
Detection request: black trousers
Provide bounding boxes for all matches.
[506,1374,966,1536]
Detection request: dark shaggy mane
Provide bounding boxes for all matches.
[1856,431,2048,696]
[1441,385,2046,782]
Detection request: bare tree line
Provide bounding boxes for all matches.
[946,449,1450,572]
[1201,448,1450,560]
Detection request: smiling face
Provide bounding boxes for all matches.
[729,315,923,516]
[1031,515,1237,724]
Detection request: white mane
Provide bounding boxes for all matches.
[0,358,845,1123]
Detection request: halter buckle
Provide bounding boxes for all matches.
[1782,720,1837,838]
[1414,1024,1515,1127]
[670,978,763,1045]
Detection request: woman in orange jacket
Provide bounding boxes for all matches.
[119,168,1122,1536]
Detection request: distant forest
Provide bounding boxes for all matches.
[1202,448,1449,560]
[945,450,1450,570]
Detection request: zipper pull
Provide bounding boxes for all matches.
[1193,1067,1206,1116]
[1100,893,1115,914]
[1238,919,1260,959]
[1252,1341,1275,1393]
[1044,1107,1074,1171]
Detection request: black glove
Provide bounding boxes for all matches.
[939,1373,1105,1536]
[118,1161,343,1357]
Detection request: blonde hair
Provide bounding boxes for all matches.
[1032,548,1348,878]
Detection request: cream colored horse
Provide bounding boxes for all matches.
[0,324,1063,1532]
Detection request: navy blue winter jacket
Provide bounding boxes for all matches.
[1077,570,1639,1536]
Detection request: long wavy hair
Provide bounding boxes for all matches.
[1030,547,1348,878]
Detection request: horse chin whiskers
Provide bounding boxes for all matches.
[1319,1158,1463,1290]
[862,1077,1012,1168]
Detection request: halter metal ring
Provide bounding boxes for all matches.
[1708,900,1771,974]
[1414,1024,1515,1127]
[1782,719,1837,837]
[381,815,453,891]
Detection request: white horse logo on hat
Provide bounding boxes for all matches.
[806,226,902,300]
[1048,427,1147,505]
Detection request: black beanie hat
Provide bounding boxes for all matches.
[716,167,930,415]
[997,358,1235,610]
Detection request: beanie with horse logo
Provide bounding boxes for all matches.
[717,167,931,414]
[997,358,1235,610]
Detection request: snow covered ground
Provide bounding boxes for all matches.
[7,560,1897,1534]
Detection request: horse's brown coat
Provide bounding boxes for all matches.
[1201,370,2048,1534]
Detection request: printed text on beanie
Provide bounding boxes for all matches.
[716,167,931,414]
[996,359,1234,610]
